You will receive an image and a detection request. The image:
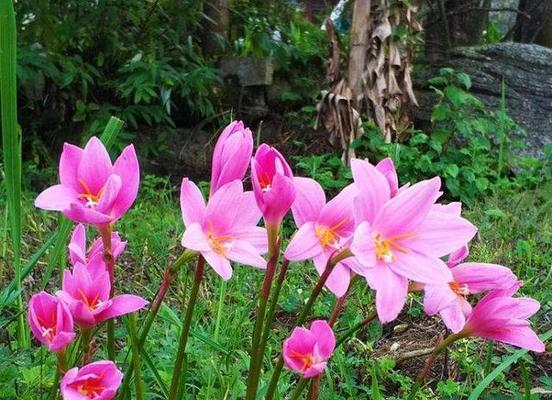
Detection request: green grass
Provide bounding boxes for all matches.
[0,174,550,399]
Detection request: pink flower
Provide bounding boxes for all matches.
[28,291,75,352]
[460,291,545,352]
[210,120,253,195]
[251,144,295,227]
[180,178,268,280]
[424,259,518,333]
[61,360,123,400]
[285,177,358,297]
[350,159,477,323]
[56,259,148,328]
[68,223,126,266]
[283,320,335,378]
[35,137,139,225]
[375,157,399,196]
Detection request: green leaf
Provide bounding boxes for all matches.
[484,208,508,219]
[431,104,450,122]
[445,164,459,178]
[444,85,469,106]
[457,72,472,90]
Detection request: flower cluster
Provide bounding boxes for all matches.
[31,120,544,400]
[31,138,147,399]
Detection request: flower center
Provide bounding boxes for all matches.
[78,179,105,208]
[315,217,350,248]
[207,221,235,255]
[290,351,315,372]
[75,378,106,398]
[374,232,417,263]
[78,289,102,311]
[258,171,273,192]
[449,281,469,296]
[37,314,57,342]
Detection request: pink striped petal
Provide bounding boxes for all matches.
[202,251,233,280]
[78,137,112,194]
[452,263,517,293]
[35,185,78,211]
[291,177,325,227]
[226,240,267,269]
[111,144,140,219]
[423,284,457,315]
[95,295,148,324]
[64,203,113,225]
[351,158,390,223]
[181,223,211,252]
[59,143,83,191]
[390,250,452,284]
[180,178,206,226]
[284,222,322,261]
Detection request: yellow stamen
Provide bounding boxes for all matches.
[290,350,315,372]
[374,232,418,263]
[315,217,350,248]
[449,281,469,296]
[78,178,105,206]
[206,220,235,255]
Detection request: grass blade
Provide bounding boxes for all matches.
[0,0,27,347]
[468,329,552,400]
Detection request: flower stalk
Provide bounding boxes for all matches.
[265,248,352,400]
[99,223,116,361]
[167,255,205,400]
[56,350,68,374]
[245,230,281,400]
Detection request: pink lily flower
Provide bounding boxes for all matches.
[350,159,477,323]
[180,178,268,280]
[61,360,123,400]
[56,259,148,328]
[251,144,296,228]
[424,256,518,333]
[283,320,336,378]
[375,157,399,196]
[35,136,139,225]
[210,120,253,195]
[459,291,545,352]
[285,177,358,297]
[68,223,126,266]
[28,291,75,352]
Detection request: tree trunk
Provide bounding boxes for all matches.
[201,0,229,57]
[347,0,371,107]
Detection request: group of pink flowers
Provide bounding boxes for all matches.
[31,121,544,399]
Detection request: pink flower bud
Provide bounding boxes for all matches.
[61,360,123,399]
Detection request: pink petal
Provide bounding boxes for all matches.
[291,177,325,227]
[78,137,113,194]
[318,184,355,236]
[205,180,244,234]
[351,158,391,223]
[35,184,78,211]
[423,284,458,315]
[180,178,206,226]
[447,245,469,267]
[365,265,408,323]
[226,239,267,269]
[310,320,335,359]
[111,144,140,219]
[373,177,441,237]
[50,331,76,353]
[234,226,268,253]
[404,211,477,257]
[233,191,262,228]
[431,202,462,215]
[202,251,233,280]
[452,263,517,293]
[95,295,148,324]
[440,300,468,333]
[69,301,96,328]
[390,250,453,284]
[69,224,87,265]
[64,203,113,225]
[303,362,326,378]
[375,157,399,195]
[261,173,296,226]
[284,222,322,261]
[95,174,122,214]
[181,223,211,252]
[59,143,83,191]
[313,254,350,297]
[350,222,377,268]
[489,324,545,352]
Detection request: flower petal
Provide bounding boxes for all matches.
[350,222,377,268]
[59,143,83,191]
[35,185,78,211]
[181,223,211,252]
[64,202,113,225]
[96,174,122,214]
[310,320,335,359]
[205,180,244,234]
[351,158,390,223]
[226,239,267,269]
[291,177,325,227]
[111,144,140,219]
[364,265,408,323]
[95,295,148,324]
[440,300,468,333]
[375,157,399,195]
[284,222,322,261]
[78,137,113,194]
[451,263,517,293]
[423,284,458,315]
[202,251,233,280]
[390,250,453,284]
[180,178,206,226]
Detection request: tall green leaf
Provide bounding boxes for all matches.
[0,0,27,347]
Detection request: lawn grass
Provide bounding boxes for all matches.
[1,174,550,399]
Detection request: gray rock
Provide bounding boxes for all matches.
[218,56,274,87]
[415,42,552,159]
[489,0,519,37]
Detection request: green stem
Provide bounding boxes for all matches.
[214,280,227,342]
[55,350,68,374]
[245,229,281,400]
[290,379,308,400]
[406,333,464,400]
[128,313,145,400]
[336,310,377,348]
[265,249,352,400]
[99,224,116,361]
[118,249,196,399]
[167,256,205,400]
[81,328,93,364]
